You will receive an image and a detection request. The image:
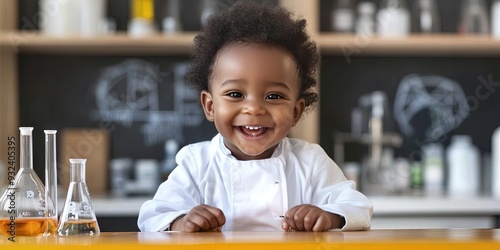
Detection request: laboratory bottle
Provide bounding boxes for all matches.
[458,0,489,34]
[162,0,182,34]
[331,0,355,33]
[57,159,100,236]
[80,0,107,36]
[422,143,444,195]
[0,127,57,236]
[492,125,500,198]
[110,158,133,197]
[128,0,156,36]
[447,135,480,197]
[376,0,410,37]
[201,0,217,27]
[355,2,376,36]
[161,139,179,181]
[411,0,440,33]
[493,0,500,39]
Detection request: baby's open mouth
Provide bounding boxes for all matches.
[238,126,268,137]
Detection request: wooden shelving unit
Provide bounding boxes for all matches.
[3,32,500,56]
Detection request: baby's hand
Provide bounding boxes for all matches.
[282,204,344,232]
[171,204,226,232]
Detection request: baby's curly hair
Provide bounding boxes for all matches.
[186,1,319,110]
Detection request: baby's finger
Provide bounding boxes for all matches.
[303,210,320,232]
[189,211,215,231]
[202,205,226,228]
[291,206,311,231]
[312,215,329,232]
[284,210,298,231]
[282,220,289,231]
[181,217,203,232]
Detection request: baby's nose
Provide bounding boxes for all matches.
[242,98,266,115]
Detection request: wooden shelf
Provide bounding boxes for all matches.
[318,33,500,57]
[0,31,197,55]
[3,32,500,57]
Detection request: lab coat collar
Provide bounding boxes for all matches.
[215,133,288,162]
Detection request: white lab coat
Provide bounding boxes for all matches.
[138,134,373,232]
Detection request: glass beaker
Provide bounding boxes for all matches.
[0,127,57,236]
[57,159,100,236]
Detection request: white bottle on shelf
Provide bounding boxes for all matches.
[422,143,444,195]
[331,0,355,33]
[492,126,500,198]
[493,0,500,39]
[376,0,411,37]
[355,2,376,36]
[447,135,480,197]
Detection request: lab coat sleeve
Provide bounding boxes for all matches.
[137,145,203,232]
[310,145,373,231]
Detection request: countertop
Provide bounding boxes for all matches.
[1,229,500,249]
[85,195,500,217]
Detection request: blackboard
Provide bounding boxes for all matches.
[320,56,500,164]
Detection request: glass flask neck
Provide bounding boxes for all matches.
[70,159,86,182]
[45,130,58,226]
[20,127,34,170]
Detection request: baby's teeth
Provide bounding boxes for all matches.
[245,126,260,130]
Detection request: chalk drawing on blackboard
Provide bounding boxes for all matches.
[393,74,469,141]
[92,59,204,146]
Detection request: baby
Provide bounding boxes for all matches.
[138,1,372,232]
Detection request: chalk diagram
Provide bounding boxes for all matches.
[393,74,469,141]
[92,59,204,146]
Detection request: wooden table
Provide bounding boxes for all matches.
[1,229,500,249]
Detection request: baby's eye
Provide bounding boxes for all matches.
[266,93,284,100]
[226,92,243,98]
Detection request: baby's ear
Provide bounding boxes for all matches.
[292,98,305,126]
[201,90,215,122]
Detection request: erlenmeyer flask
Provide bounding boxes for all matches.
[0,127,57,236]
[57,159,100,236]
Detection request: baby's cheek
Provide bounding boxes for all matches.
[273,109,295,127]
